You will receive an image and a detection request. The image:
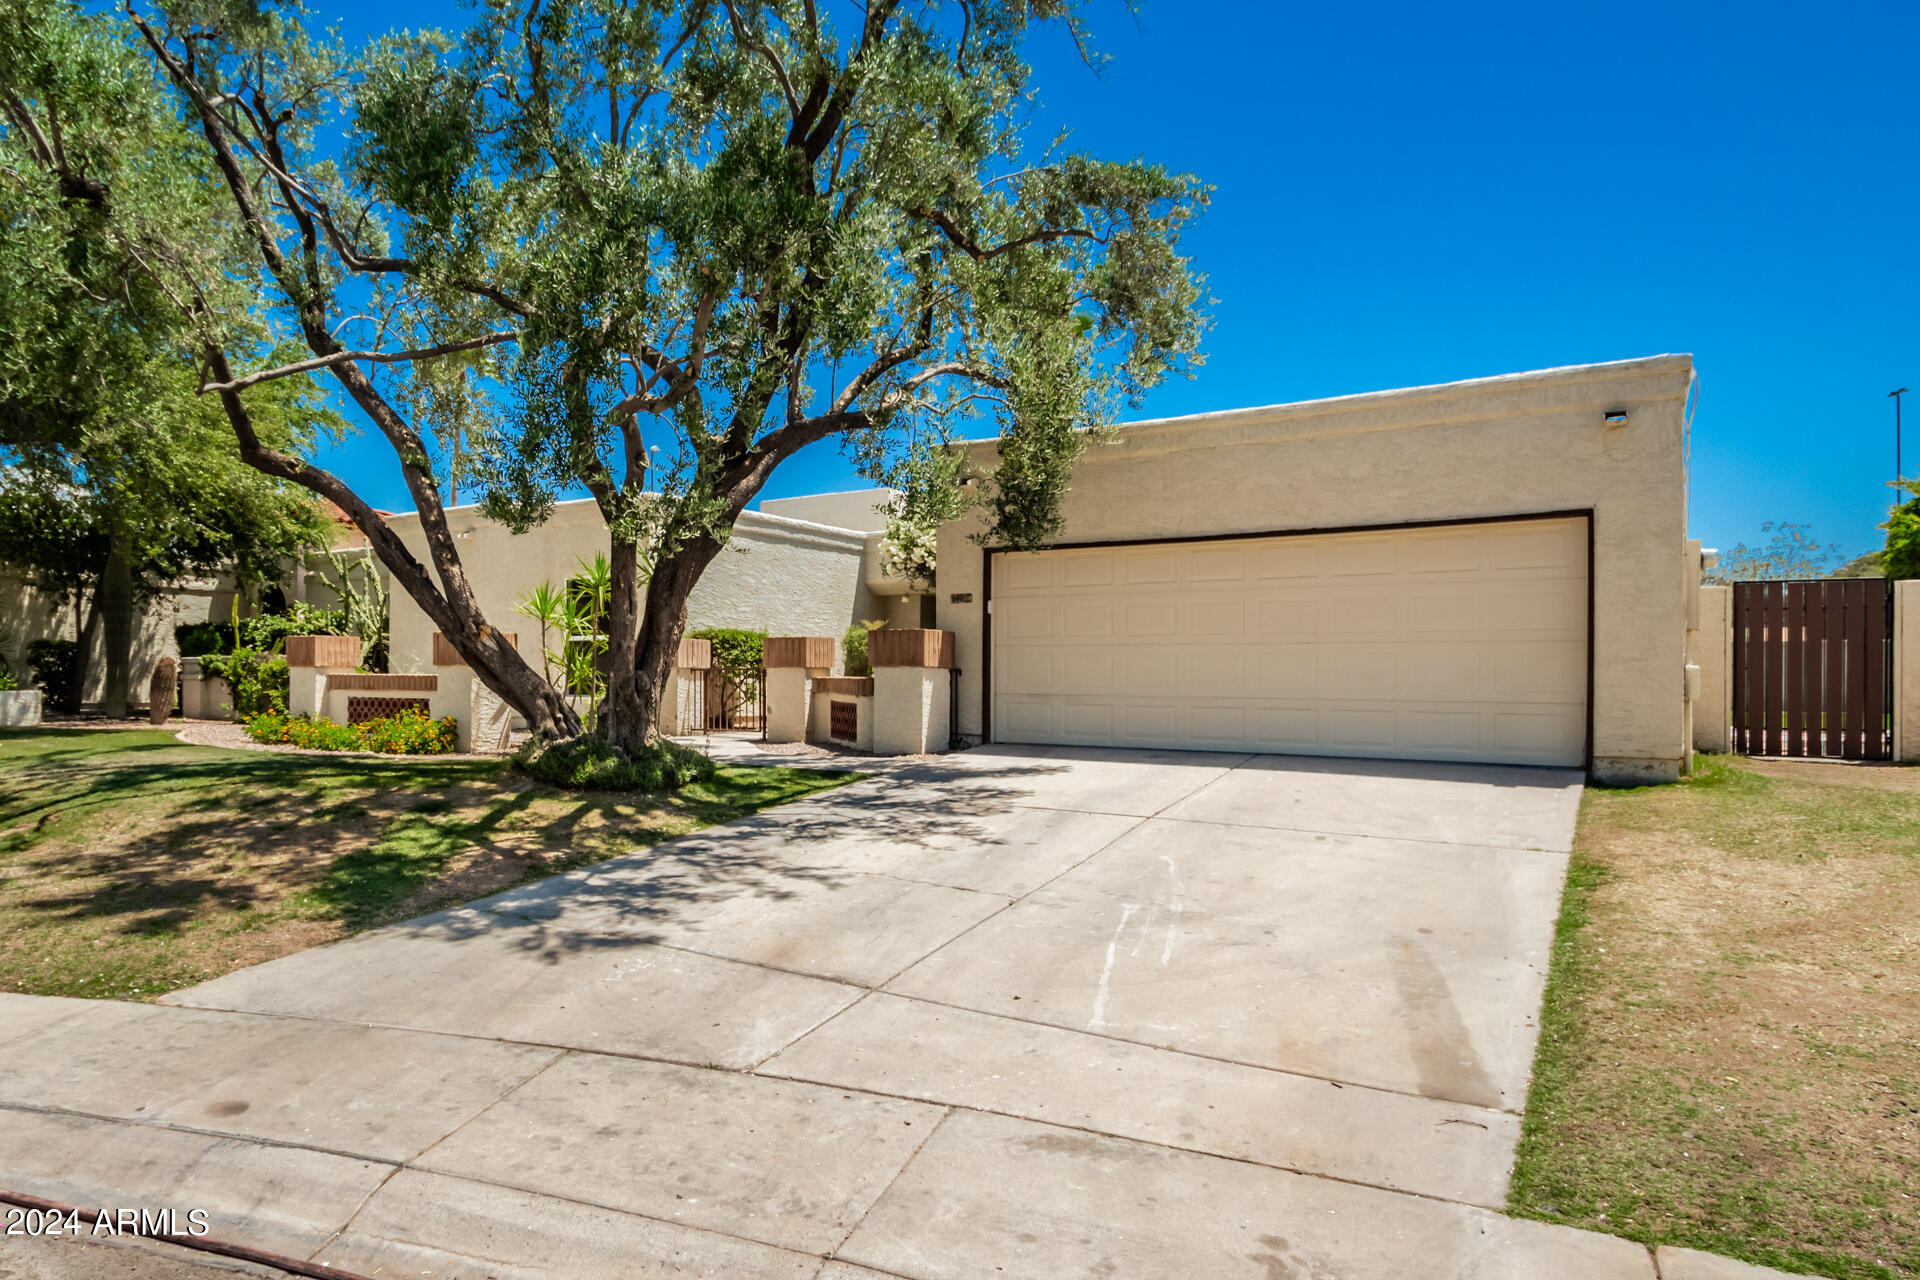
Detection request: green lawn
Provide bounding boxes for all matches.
[1509,754,1920,1279]
[0,729,857,1000]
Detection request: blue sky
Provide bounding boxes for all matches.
[308,0,1920,563]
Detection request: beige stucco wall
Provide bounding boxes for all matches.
[1,569,234,707]
[760,488,894,533]
[936,354,1696,784]
[384,499,880,678]
[872,666,951,755]
[811,688,876,751]
[1897,579,1919,764]
[1692,584,1733,754]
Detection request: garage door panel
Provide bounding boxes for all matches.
[1122,548,1178,584]
[1250,707,1320,747]
[1482,643,1584,698]
[1000,554,1055,591]
[1122,601,1177,636]
[1185,651,1247,695]
[1122,649,1178,692]
[1326,708,1398,750]
[1491,711,1583,757]
[1062,702,1113,740]
[1000,599,1054,639]
[1331,596,1396,634]
[1188,546,1247,581]
[1062,603,1113,637]
[1186,599,1245,635]
[1326,537,1396,577]
[1483,583,1583,632]
[1407,711,1482,753]
[1407,531,1483,574]
[1063,552,1114,587]
[1253,542,1319,579]
[1488,523,1584,572]
[1252,599,1319,636]
[992,517,1587,767]
[998,650,1057,695]
[1400,647,1483,697]
[1188,705,1249,743]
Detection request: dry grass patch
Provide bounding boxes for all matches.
[0,728,856,1000]
[1509,754,1920,1279]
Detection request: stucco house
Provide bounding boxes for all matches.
[382,488,935,679]
[934,354,1705,785]
[260,354,1705,783]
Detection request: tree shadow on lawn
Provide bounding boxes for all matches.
[4,729,1078,980]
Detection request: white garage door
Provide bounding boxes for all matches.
[990,516,1588,767]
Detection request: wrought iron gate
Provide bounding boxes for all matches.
[1731,579,1894,759]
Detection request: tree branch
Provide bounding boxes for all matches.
[908,205,1099,261]
[199,331,518,394]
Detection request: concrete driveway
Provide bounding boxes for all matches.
[0,744,1713,1279]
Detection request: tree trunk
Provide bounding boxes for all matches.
[69,590,101,715]
[99,535,134,718]
[600,535,725,751]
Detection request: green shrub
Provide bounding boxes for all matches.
[841,619,887,678]
[244,708,457,754]
[0,668,16,692]
[200,647,289,716]
[691,627,767,724]
[26,639,81,712]
[174,622,236,657]
[692,628,766,681]
[513,735,716,792]
[240,602,350,652]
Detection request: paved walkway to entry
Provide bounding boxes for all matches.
[0,746,1790,1279]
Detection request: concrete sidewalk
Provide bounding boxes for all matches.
[0,746,1799,1279]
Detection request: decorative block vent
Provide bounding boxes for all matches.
[869,629,955,669]
[285,635,363,669]
[675,637,712,670]
[346,696,431,724]
[764,636,835,669]
[432,631,517,667]
[829,699,859,742]
[813,677,874,696]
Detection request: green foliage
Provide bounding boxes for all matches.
[26,639,80,712]
[515,554,616,723]
[1882,480,1920,580]
[513,735,716,793]
[1705,522,1842,583]
[239,602,350,653]
[842,619,887,679]
[692,628,765,685]
[244,708,458,755]
[0,669,16,693]
[200,648,290,716]
[316,550,391,672]
[174,622,236,657]
[14,0,1211,745]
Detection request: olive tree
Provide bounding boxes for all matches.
[122,0,1209,749]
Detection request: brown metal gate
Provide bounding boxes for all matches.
[1731,579,1894,759]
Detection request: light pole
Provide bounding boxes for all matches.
[1894,388,1910,488]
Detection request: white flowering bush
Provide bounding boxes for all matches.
[881,517,940,587]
